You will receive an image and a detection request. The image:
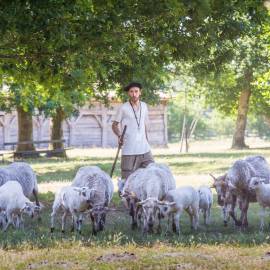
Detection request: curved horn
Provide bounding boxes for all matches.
[209,173,217,181]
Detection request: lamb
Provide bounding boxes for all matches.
[210,155,270,228]
[0,162,39,206]
[249,177,270,231]
[198,186,213,225]
[122,164,176,233]
[50,186,95,233]
[158,186,199,234]
[71,166,114,234]
[0,181,40,231]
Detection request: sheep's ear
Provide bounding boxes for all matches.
[73,187,82,193]
[168,202,176,207]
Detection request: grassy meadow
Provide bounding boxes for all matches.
[1,138,270,269]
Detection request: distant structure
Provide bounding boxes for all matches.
[0,100,168,149]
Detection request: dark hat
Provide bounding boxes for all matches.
[124,82,142,92]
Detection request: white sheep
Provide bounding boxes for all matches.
[71,166,114,234]
[0,181,40,231]
[249,177,270,231]
[50,186,95,234]
[198,186,213,225]
[122,164,176,233]
[158,186,199,234]
[0,162,39,206]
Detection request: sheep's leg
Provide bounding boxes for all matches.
[50,206,60,233]
[61,211,68,233]
[203,210,207,226]
[78,214,84,233]
[130,204,137,230]
[206,207,211,225]
[33,189,40,206]
[3,213,13,232]
[240,197,249,228]
[259,207,265,231]
[229,195,241,226]
[173,213,180,234]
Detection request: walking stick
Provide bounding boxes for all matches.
[110,125,127,178]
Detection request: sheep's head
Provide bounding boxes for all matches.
[157,201,177,219]
[137,198,161,230]
[21,202,36,218]
[210,173,228,206]
[74,187,96,205]
[90,205,109,234]
[249,177,265,191]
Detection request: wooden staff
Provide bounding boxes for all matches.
[110,125,127,178]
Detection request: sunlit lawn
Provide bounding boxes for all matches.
[1,138,270,269]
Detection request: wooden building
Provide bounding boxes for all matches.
[0,100,168,149]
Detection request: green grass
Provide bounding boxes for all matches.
[1,142,270,269]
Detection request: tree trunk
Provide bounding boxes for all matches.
[231,89,251,149]
[49,107,66,157]
[15,106,37,158]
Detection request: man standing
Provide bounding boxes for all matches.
[112,82,154,180]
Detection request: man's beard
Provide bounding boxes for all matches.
[130,97,140,103]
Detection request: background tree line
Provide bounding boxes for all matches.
[0,0,268,155]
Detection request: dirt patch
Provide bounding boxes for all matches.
[96,251,137,262]
[261,251,270,261]
[27,260,76,269]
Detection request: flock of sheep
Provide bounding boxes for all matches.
[0,155,270,235]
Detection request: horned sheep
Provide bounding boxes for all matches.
[0,181,40,231]
[211,155,270,228]
[159,186,199,234]
[71,166,114,234]
[0,162,39,206]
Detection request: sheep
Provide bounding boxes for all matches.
[71,166,114,234]
[249,177,270,231]
[0,162,39,206]
[122,164,176,233]
[50,186,95,234]
[0,181,40,231]
[198,186,213,225]
[210,155,270,228]
[158,186,199,234]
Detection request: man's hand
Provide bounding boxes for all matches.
[118,135,124,146]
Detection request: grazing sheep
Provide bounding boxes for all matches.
[249,177,270,231]
[71,166,114,234]
[158,186,199,234]
[50,186,95,233]
[122,164,176,233]
[0,162,39,206]
[0,181,40,231]
[210,155,270,228]
[198,186,213,225]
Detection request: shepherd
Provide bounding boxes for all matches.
[112,82,154,183]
